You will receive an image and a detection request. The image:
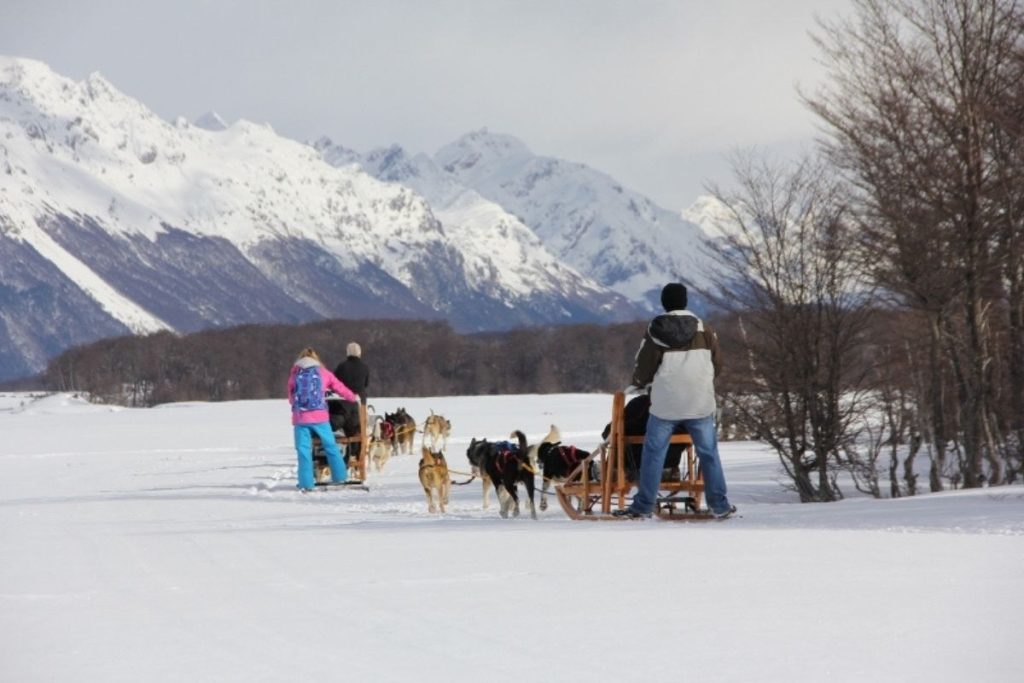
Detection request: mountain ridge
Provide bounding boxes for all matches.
[0,56,714,382]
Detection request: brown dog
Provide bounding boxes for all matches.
[422,410,451,451]
[418,446,450,513]
[367,416,392,472]
[386,408,416,456]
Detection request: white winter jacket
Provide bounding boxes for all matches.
[631,309,721,420]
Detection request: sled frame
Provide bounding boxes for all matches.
[554,391,713,521]
[314,402,370,483]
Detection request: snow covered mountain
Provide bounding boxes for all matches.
[0,57,638,382]
[682,193,738,242]
[432,129,710,308]
[193,110,228,132]
[314,140,635,319]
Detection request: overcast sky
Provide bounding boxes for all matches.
[2,0,850,210]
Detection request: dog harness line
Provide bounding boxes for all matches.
[558,445,581,469]
[494,449,519,475]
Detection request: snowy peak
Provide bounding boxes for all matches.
[312,136,360,167]
[318,138,455,207]
[682,194,737,241]
[193,110,227,131]
[318,127,713,309]
[83,71,120,102]
[1,57,152,129]
[362,144,422,183]
[431,129,710,307]
[435,128,532,175]
[314,136,641,318]
[359,145,464,206]
[0,55,65,94]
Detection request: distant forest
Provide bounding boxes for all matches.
[41,318,649,405]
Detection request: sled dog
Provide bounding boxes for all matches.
[418,447,450,513]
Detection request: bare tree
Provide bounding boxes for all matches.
[703,153,875,502]
[805,0,1024,488]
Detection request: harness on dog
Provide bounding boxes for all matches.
[380,420,395,440]
[556,444,582,469]
[493,444,524,475]
[493,446,520,476]
[419,456,446,471]
[492,443,537,476]
[540,442,582,467]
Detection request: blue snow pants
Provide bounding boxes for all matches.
[294,421,347,490]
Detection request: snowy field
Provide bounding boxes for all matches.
[2,392,1022,682]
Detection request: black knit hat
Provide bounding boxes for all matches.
[660,282,688,311]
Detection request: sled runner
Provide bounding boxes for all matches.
[313,480,370,493]
[554,391,714,521]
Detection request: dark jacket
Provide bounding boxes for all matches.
[601,393,686,471]
[334,356,369,404]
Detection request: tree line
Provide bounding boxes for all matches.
[704,0,1023,499]
[43,318,647,406]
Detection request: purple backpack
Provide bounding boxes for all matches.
[293,366,325,412]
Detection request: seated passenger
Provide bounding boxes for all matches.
[331,342,369,465]
[326,392,362,466]
[602,393,688,481]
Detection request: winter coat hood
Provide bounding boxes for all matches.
[294,356,322,369]
[648,310,700,349]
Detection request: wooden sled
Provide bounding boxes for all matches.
[554,391,714,521]
[313,400,370,483]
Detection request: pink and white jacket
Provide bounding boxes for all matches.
[287,357,357,426]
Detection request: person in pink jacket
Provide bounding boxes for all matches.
[287,347,358,490]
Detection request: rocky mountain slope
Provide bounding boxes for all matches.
[0,57,638,381]
[433,129,709,308]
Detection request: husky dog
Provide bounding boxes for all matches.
[367,416,393,472]
[535,424,594,511]
[466,437,494,510]
[422,411,451,452]
[480,430,537,520]
[525,424,558,472]
[384,408,416,455]
[418,447,450,513]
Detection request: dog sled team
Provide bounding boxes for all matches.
[286,283,736,521]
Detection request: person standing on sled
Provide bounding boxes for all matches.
[329,341,370,465]
[614,283,736,519]
[288,347,358,491]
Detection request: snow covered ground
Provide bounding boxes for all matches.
[2,392,1021,682]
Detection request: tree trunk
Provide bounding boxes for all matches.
[1007,280,1024,482]
[927,314,947,491]
[903,429,921,497]
[889,442,901,499]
